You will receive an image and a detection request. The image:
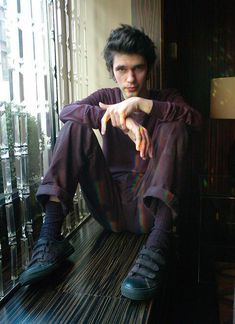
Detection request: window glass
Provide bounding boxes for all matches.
[0,0,57,297]
[18,29,23,58]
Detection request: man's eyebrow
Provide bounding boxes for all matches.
[133,63,146,68]
[114,64,126,70]
[115,63,146,70]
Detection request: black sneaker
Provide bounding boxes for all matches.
[19,237,75,286]
[121,246,166,300]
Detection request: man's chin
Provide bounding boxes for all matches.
[123,90,139,99]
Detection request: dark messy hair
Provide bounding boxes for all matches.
[103,24,156,77]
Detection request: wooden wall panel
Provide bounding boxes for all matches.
[131,0,163,89]
[164,0,235,176]
[132,0,235,175]
[205,120,235,175]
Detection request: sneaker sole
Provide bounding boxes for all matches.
[121,283,159,301]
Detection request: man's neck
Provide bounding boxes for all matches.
[120,88,150,100]
[140,88,150,99]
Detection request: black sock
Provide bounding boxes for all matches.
[146,201,173,253]
[39,201,65,240]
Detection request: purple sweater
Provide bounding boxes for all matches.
[60,88,202,175]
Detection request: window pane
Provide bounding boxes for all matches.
[19,72,24,102]
[0,0,58,298]
[1,51,8,80]
[32,32,35,60]
[44,75,48,100]
[9,69,13,101]
[18,29,23,59]
[17,0,21,14]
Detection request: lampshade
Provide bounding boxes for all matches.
[210,76,235,119]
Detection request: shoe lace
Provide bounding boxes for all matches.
[129,246,165,280]
[28,240,56,266]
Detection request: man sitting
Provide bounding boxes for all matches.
[19,24,201,301]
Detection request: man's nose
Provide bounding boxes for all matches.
[127,70,135,82]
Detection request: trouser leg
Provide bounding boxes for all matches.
[36,121,123,232]
[145,202,173,251]
[131,121,189,247]
[137,121,189,219]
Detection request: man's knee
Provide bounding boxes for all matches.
[60,121,93,136]
[57,121,98,148]
[151,121,189,158]
[158,121,188,137]
[157,121,189,145]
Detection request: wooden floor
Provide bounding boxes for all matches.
[1,216,228,323]
[0,218,159,323]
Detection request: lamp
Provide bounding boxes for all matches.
[210,76,235,178]
[210,77,235,119]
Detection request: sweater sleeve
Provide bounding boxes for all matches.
[149,89,202,131]
[60,89,107,129]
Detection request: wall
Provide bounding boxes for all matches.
[131,0,163,90]
[164,0,235,175]
[85,0,163,146]
[86,0,132,93]
[86,0,162,94]
[162,1,235,271]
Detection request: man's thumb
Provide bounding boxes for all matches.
[99,102,107,110]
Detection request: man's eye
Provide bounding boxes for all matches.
[117,67,126,72]
[135,66,144,71]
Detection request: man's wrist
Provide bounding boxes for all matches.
[139,98,153,114]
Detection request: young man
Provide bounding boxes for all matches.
[19,25,201,300]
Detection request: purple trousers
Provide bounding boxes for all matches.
[36,121,189,234]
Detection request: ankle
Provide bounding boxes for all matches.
[39,201,65,240]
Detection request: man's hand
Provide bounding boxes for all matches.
[125,117,153,160]
[100,97,153,135]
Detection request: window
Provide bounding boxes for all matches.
[44,75,48,101]
[0,0,57,300]
[1,51,8,80]
[17,0,21,14]
[9,69,13,101]
[0,0,88,302]
[18,29,23,59]
[19,72,24,102]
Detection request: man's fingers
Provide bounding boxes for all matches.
[110,114,118,127]
[125,118,152,159]
[100,102,128,132]
[100,102,109,134]
[101,118,106,135]
[99,102,108,110]
[101,111,110,135]
[126,118,142,152]
[135,127,141,151]
[139,127,147,159]
[139,126,153,160]
[120,111,126,128]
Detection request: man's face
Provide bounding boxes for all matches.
[112,53,149,99]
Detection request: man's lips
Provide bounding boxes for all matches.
[126,87,138,92]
